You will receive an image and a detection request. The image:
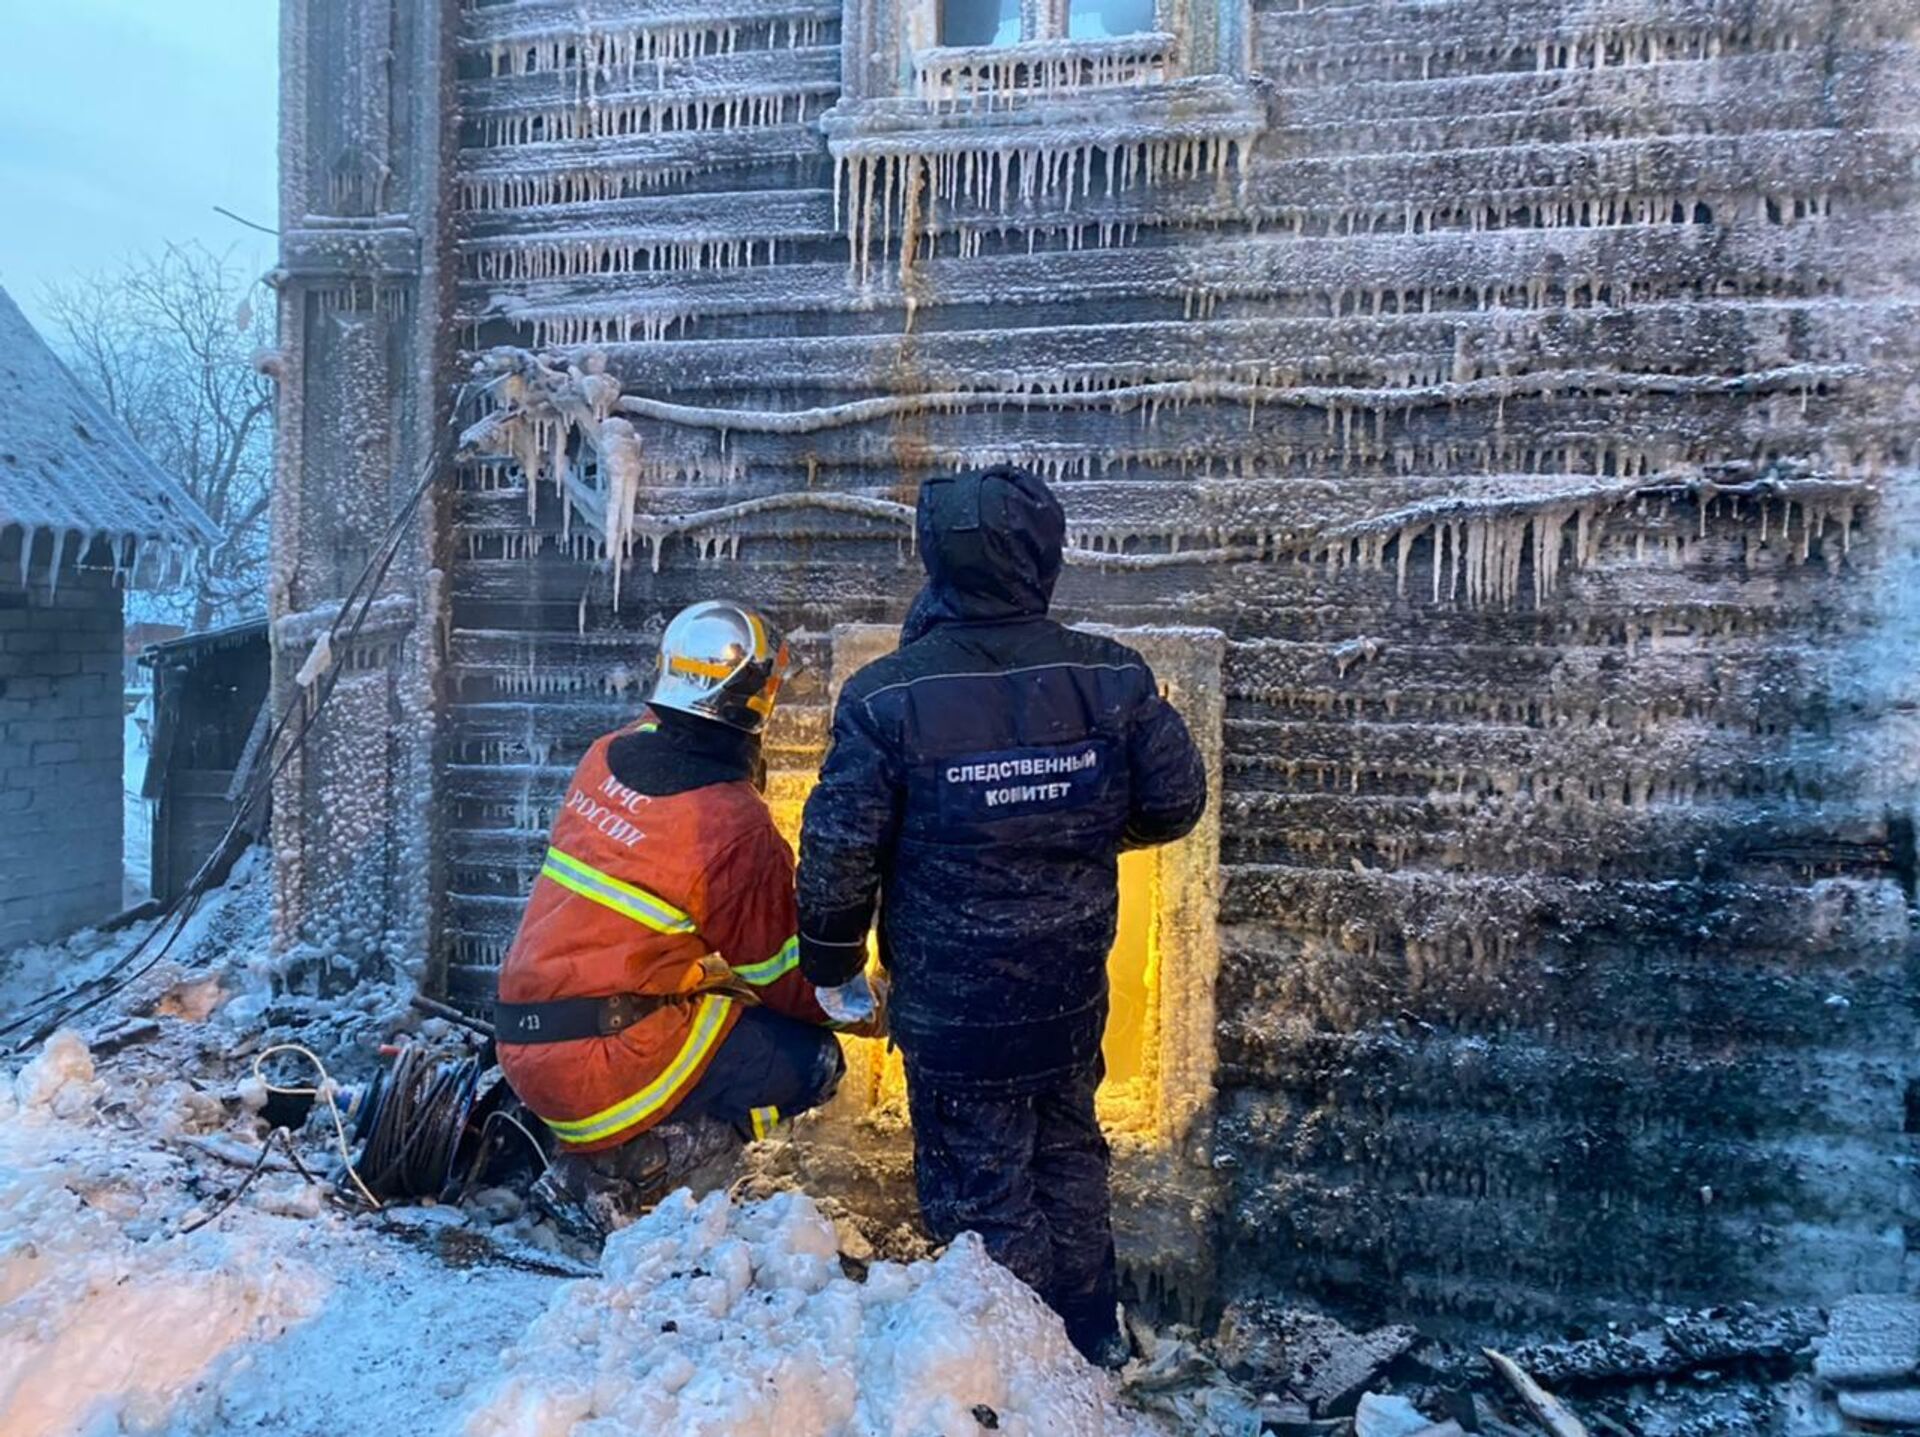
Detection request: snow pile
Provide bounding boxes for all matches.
[0,1036,324,1437]
[462,1188,1163,1437]
[7,1030,105,1121]
[0,874,1171,1437]
[0,847,274,1037]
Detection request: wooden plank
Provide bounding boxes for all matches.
[1483,1350,1591,1437]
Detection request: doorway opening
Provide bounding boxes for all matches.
[777,623,1221,1155]
[1101,846,1161,1132]
[758,621,1223,1311]
[805,845,1165,1134]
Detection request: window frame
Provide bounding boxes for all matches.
[938,0,1165,49]
[911,0,1185,106]
[835,0,1250,109]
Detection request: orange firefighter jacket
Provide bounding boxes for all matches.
[496,724,830,1151]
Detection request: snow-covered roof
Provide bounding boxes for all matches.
[0,286,220,563]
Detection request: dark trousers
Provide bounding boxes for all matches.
[584,1006,845,1195]
[906,1058,1120,1359]
[678,1004,846,1138]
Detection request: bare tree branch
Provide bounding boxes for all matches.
[43,243,276,629]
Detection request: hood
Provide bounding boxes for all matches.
[605,705,765,797]
[902,466,1066,643]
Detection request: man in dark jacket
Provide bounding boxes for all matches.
[796,465,1208,1367]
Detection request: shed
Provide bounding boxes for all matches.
[139,619,271,905]
[0,286,217,948]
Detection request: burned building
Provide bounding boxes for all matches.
[0,288,217,950]
[271,0,1920,1327]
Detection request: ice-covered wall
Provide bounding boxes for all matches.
[278,0,1920,1325]
[270,0,460,991]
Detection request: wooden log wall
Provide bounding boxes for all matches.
[431,0,1920,1325]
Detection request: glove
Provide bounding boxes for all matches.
[817,972,889,1040]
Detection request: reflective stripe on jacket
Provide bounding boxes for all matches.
[496,721,830,1151]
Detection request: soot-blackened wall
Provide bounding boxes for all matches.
[276,0,1920,1327]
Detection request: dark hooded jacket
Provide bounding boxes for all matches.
[796,466,1208,1092]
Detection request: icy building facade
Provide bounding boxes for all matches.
[273,0,1920,1326]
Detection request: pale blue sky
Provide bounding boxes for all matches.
[0,2,278,328]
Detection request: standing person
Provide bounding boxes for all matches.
[796,466,1208,1367]
[496,600,850,1237]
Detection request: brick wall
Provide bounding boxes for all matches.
[0,530,126,950]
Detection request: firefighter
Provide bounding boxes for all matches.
[796,466,1208,1368]
[496,600,849,1237]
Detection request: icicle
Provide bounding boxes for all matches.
[295,632,335,689]
[43,530,74,598]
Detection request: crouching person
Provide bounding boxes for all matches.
[797,466,1208,1367]
[496,601,848,1238]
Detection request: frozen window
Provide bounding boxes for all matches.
[1068,0,1157,38]
[940,0,1021,46]
[867,0,1244,102]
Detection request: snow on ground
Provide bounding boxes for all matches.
[0,1028,556,1437]
[465,1188,1160,1437]
[0,1037,322,1435]
[0,846,271,1041]
[0,863,1169,1437]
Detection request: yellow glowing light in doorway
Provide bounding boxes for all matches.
[1098,847,1161,1135]
[839,849,1163,1138]
[771,776,1165,1138]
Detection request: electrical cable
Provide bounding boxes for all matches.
[354,1043,492,1201]
[476,1108,551,1178]
[253,1042,384,1210]
[178,1127,317,1235]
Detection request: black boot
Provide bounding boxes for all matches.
[529,1140,666,1240]
[651,1113,744,1197]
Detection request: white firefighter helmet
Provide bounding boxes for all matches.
[648,600,791,735]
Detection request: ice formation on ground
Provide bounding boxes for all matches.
[461,1187,1162,1437]
[0,865,1169,1437]
[0,864,555,1437]
[0,1034,321,1437]
[7,1030,105,1121]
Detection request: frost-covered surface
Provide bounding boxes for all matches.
[0,848,273,1035]
[0,1026,550,1437]
[0,1058,321,1435]
[464,1189,1160,1437]
[276,0,1920,1335]
[0,287,217,580]
[0,864,1170,1437]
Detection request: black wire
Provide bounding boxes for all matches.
[179,1128,313,1235]
[358,1047,484,1200]
[471,1109,551,1187]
